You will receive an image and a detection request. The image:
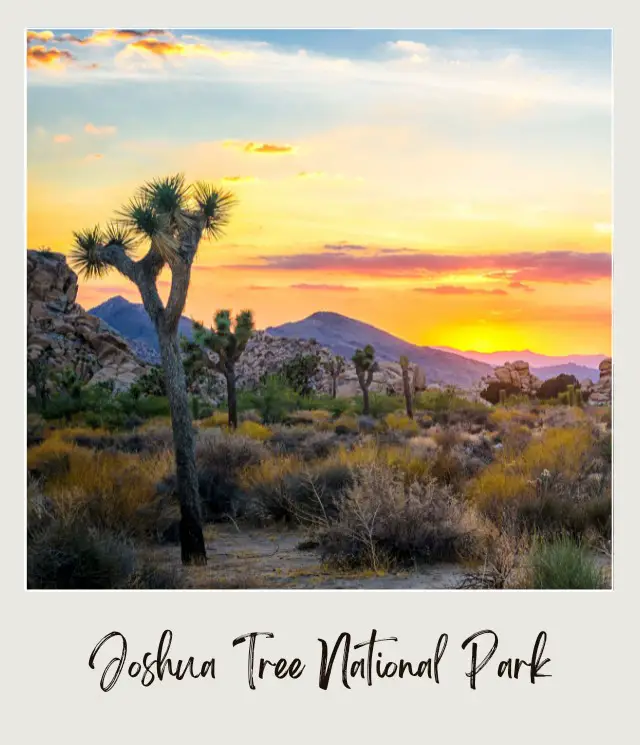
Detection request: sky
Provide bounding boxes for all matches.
[26,29,612,355]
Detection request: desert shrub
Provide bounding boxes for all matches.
[239,408,262,423]
[285,409,332,428]
[242,459,354,525]
[334,414,359,435]
[528,536,604,589]
[236,421,272,441]
[279,353,321,396]
[479,382,523,405]
[355,393,403,418]
[72,428,174,454]
[28,515,136,589]
[130,367,166,397]
[536,374,580,401]
[28,432,173,532]
[27,414,46,447]
[194,429,267,519]
[321,465,491,570]
[126,564,185,589]
[384,413,419,435]
[268,427,342,461]
[247,375,298,423]
[199,411,230,428]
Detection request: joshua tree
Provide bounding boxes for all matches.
[70,174,236,565]
[352,344,378,416]
[324,355,346,398]
[399,355,414,419]
[182,310,254,429]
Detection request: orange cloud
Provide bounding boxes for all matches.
[243,142,295,154]
[414,286,508,296]
[84,153,104,161]
[27,31,54,44]
[221,175,257,183]
[60,29,169,46]
[84,123,117,136]
[27,45,74,68]
[53,134,72,144]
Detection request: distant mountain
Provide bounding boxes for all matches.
[267,311,493,387]
[530,364,599,382]
[88,296,194,364]
[433,346,607,370]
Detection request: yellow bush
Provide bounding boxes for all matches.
[29,431,174,531]
[468,424,595,508]
[199,411,230,428]
[384,413,419,434]
[236,421,272,441]
[239,454,303,490]
[334,414,359,433]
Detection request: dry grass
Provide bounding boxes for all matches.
[384,413,419,434]
[236,420,272,441]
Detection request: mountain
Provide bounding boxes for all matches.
[89,296,194,364]
[530,363,599,382]
[267,311,493,387]
[433,346,607,369]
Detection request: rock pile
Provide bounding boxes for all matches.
[27,250,147,392]
[582,358,612,405]
[478,360,542,396]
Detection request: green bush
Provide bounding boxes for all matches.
[529,536,604,589]
[246,375,298,424]
[280,353,321,396]
[354,393,402,418]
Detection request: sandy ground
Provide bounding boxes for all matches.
[144,524,471,589]
[142,525,612,590]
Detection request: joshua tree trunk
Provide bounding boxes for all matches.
[402,368,413,419]
[226,365,238,429]
[157,327,207,565]
[361,384,370,416]
[331,374,337,399]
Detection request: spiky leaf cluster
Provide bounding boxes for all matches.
[184,310,255,375]
[71,174,237,277]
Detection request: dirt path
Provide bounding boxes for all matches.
[143,525,470,589]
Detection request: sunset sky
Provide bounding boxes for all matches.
[27,29,612,355]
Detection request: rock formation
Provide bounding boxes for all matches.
[478,360,542,396]
[27,250,147,392]
[582,357,612,405]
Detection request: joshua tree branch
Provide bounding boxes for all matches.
[165,261,192,332]
[99,243,137,282]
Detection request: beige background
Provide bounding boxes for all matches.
[6,3,636,742]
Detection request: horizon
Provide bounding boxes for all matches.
[85,291,608,363]
[27,29,611,356]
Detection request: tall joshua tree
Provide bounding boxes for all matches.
[70,174,236,565]
[352,345,378,416]
[399,355,414,419]
[182,309,254,429]
[324,355,346,398]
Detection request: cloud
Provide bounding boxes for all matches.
[414,285,508,296]
[386,40,430,63]
[221,175,257,183]
[225,249,612,284]
[61,30,169,46]
[27,45,75,68]
[53,134,72,144]
[242,142,295,155]
[290,283,359,292]
[125,37,250,61]
[84,153,104,161]
[593,222,612,234]
[84,123,117,135]
[508,281,536,292]
[27,31,54,44]
[323,243,368,252]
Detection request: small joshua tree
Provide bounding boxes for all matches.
[70,174,236,565]
[182,310,254,429]
[352,344,378,416]
[399,355,414,419]
[324,355,346,398]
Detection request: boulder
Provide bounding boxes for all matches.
[477,360,542,399]
[26,250,148,392]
